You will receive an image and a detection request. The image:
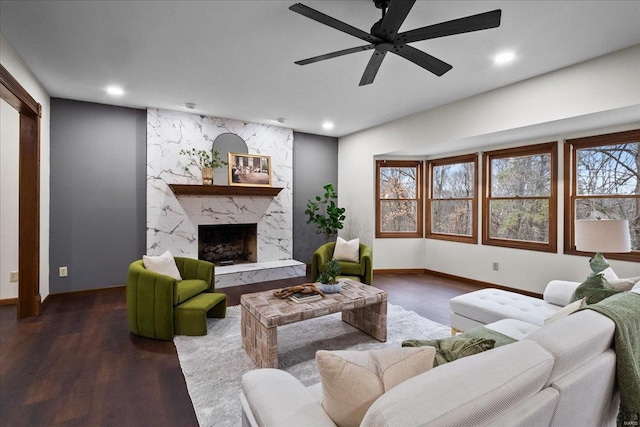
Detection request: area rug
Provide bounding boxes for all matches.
[174,303,451,427]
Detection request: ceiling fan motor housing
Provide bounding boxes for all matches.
[374,0,390,10]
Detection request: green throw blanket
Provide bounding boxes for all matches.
[402,326,516,367]
[586,292,640,426]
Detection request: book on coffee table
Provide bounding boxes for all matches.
[289,292,322,303]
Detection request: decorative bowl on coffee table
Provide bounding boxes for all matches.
[317,281,343,294]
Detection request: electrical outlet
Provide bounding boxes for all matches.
[10,271,19,282]
[59,266,68,278]
[492,262,499,271]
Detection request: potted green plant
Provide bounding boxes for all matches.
[305,183,346,241]
[180,148,228,185]
[316,259,343,293]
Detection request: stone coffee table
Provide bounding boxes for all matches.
[240,280,387,368]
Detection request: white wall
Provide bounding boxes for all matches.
[0,34,51,300]
[0,99,19,299]
[339,45,640,294]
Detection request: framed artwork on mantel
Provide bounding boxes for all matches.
[228,153,272,187]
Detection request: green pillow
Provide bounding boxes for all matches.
[571,273,621,305]
[402,337,495,367]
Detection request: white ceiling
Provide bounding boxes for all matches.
[1,1,639,138]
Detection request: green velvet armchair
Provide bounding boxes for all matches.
[311,242,373,285]
[127,257,226,341]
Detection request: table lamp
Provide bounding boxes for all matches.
[574,218,631,276]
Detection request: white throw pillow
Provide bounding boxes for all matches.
[332,237,360,263]
[316,347,436,427]
[143,250,182,280]
[607,276,640,292]
[544,298,586,325]
[601,267,619,282]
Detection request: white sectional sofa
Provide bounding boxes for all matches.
[241,302,626,426]
[449,279,581,334]
[450,268,639,334]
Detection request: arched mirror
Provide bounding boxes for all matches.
[212,133,248,185]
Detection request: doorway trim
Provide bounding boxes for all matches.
[1,64,42,318]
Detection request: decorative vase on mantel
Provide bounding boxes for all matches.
[201,167,213,185]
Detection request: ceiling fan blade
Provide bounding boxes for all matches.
[295,44,375,65]
[374,0,416,39]
[359,51,387,86]
[397,9,501,44]
[289,3,382,44]
[393,45,452,76]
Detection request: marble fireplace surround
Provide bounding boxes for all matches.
[146,108,305,288]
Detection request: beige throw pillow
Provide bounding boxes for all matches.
[316,347,436,427]
[332,237,360,263]
[544,298,587,325]
[143,250,182,280]
[607,276,640,292]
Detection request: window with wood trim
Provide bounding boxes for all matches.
[564,129,639,261]
[426,154,478,243]
[376,160,423,238]
[482,142,557,252]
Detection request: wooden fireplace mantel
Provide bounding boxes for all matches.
[168,184,283,197]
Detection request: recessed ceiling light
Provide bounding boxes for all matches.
[106,86,124,96]
[494,52,515,65]
[322,121,334,130]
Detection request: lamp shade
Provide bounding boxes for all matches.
[575,219,631,253]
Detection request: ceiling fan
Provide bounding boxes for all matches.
[289,0,502,86]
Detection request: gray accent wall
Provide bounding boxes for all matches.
[50,98,146,293]
[292,132,339,264]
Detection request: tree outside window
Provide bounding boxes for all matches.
[482,142,558,252]
[376,160,423,238]
[565,129,639,261]
[427,154,477,243]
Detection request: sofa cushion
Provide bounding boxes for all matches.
[485,319,540,340]
[450,288,560,326]
[361,340,554,427]
[174,279,209,305]
[524,309,614,386]
[543,280,581,306]
[242,368,337,427]
[544,298,586,325]
[332,237,360,262]
[316,347,436,427]
[336,261,361,276]
[571,274,620,305]
[143,250,182,280]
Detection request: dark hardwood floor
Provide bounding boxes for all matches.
[0,272,482,426]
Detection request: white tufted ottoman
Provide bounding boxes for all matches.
[450,288,562,334]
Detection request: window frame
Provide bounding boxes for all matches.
[482,142,558,252]
[563,129,640,262]
[375,160,424,238]
[426,154,478,244]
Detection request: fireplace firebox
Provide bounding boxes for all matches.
[198,224,257,266]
